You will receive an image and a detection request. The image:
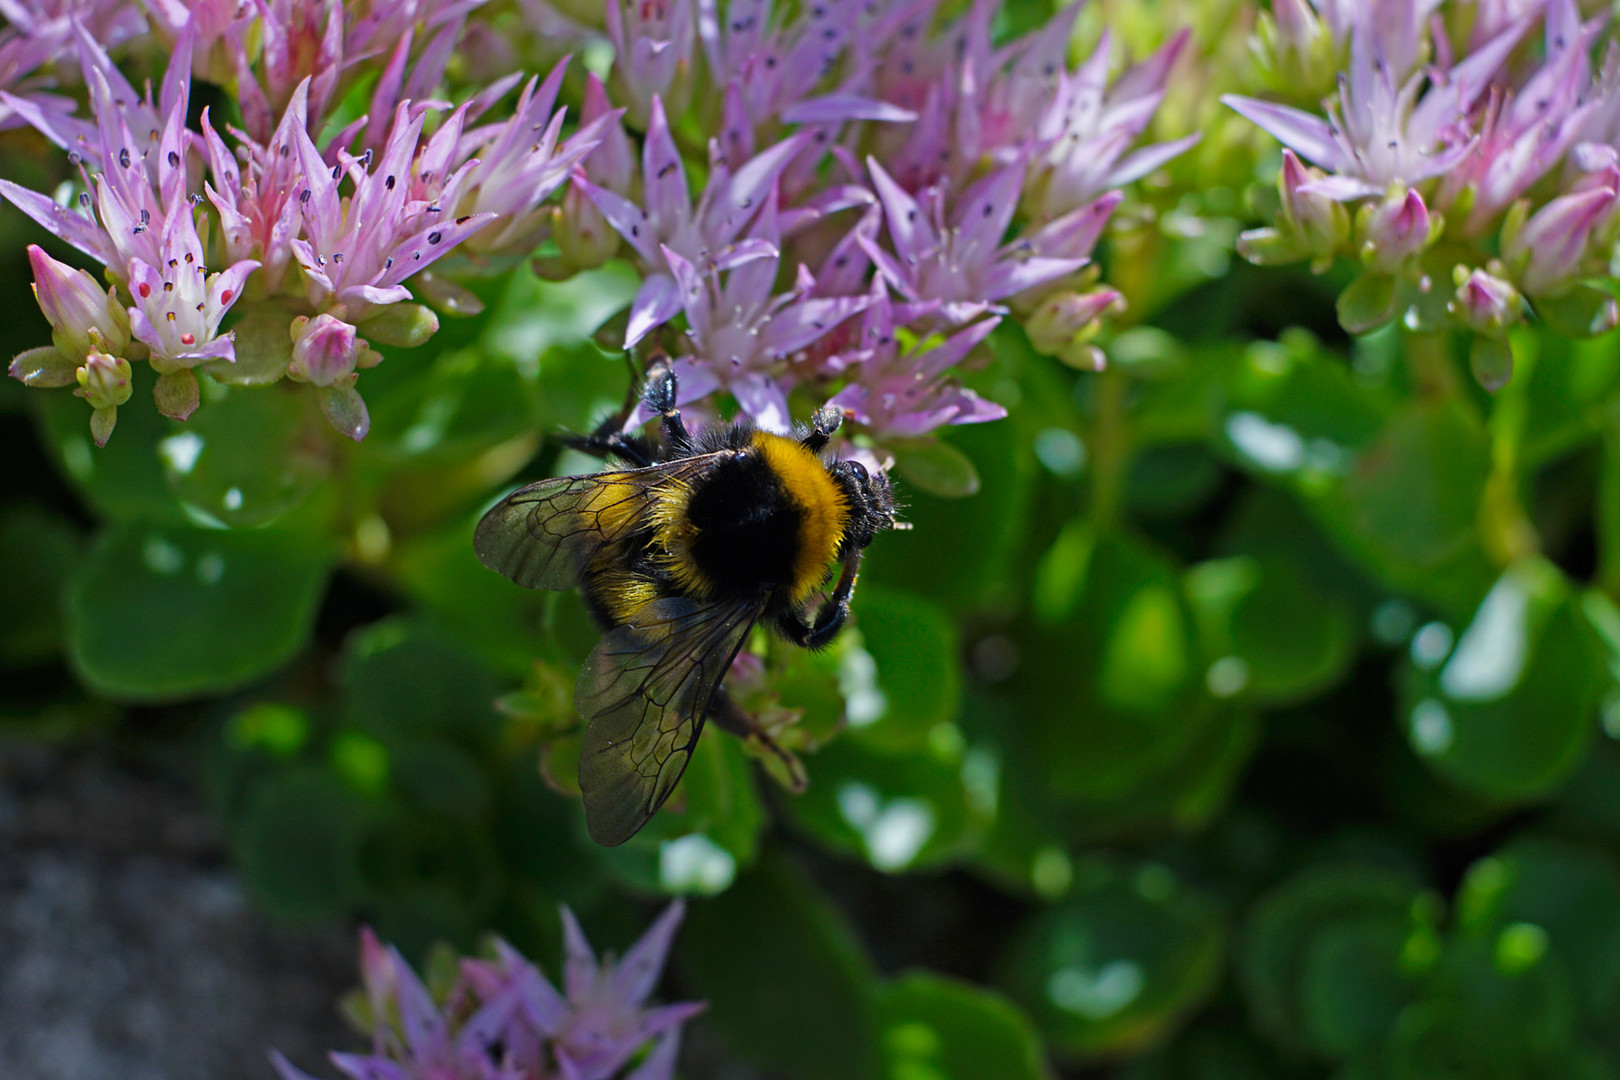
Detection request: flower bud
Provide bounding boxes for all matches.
[1024,288,1124,355]
[287,313,365,387]
[1277,151,1349,264]
[28,245,130,362]
[551,182,621,273]
[1503,179,1619,296]
[1448,267,1522,333]
[1359,186,1437,274]
[356,303,439,349]
[75,350,132,410]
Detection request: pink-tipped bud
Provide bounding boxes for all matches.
[287,313,364,387]
[1504,178,1619,296]
[1278,150,1349,259]
[75,350,132,411]
[1360,186,1436,273]
[1449,267,1522,333]
[553,181,621,272]
[28,245,130,362]
[1024,288,1125,354]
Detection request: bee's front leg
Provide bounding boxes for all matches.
[643,356,694,455]
[776,550,863,650]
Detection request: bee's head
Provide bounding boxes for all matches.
[830,458,899,556]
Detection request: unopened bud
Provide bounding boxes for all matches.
[1359,186,1438,273]
[552,182,621,272]
[287,313,365,387]
[28,245,129,362]
[356,302,439,349]
[75,350,132,410]
[1278,151,1349,263]
[1503,176,1619,296]
[1024,288,1124,355]
[1449,267,1522,333]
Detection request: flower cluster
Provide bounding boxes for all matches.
[555,0,1192,457]
[271,902,701,1080]
[3,6,606,444]
[1227,0,1620,388]
[4,0,1187,456]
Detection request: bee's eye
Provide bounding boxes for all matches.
[847,460,868,482]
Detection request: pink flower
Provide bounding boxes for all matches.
[829,283,1006,440]
[1359,185,1437,272]
[270,903,701,1080]
[579,95,808,346]
[1223,16,1528,200]
[289,101,497,316]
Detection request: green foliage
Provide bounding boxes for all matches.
[12,105,1620,1080]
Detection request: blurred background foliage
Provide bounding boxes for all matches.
[8,0,1620,1078]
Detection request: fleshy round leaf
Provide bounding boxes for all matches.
[66,523,332,699]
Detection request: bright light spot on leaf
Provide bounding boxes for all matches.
[1371,599,1417,644]
[1440,574,1531,701]
[1495,922,1548,974]
[223,487,243,511]
[1410,698,1454,754]
[1032,846,1073,898]
[1033,427,1086,477]
[1100,584,1185,711]
[158,432,205,475]
[836,781,935,871]
[330,731,389,796]
[227,703,310,756]
[1226,411,1304,472]
[141,534,184,575]
[838,644,887,727]
[1206,655,1250,697]
[960,747,999,819]
[1047,960,1145,1019]
[62,437,92,481]
[659,833,737,895]
[1410,621,1454,669]
[1602,690,1620,740]
[195,552,225,584]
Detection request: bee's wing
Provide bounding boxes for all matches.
[576,595,767,846]
[473,456,718,590]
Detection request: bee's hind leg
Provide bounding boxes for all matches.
[709,687,808,792]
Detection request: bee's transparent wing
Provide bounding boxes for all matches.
[576,596,766,846]
[473,457,715,590]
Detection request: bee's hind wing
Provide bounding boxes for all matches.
[473,456,714,590]
[576,595,766,846]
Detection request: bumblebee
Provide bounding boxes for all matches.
[475,361,898,846]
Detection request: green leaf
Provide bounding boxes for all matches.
[1017,533,1204,800]
[1336,273,1398,335]
[35,362,188,524]
[1238,864,1428,1055]
[1455,837,1620,1022]
[158,383,326,527]
[1298,918,1416,1058]
[876,972,1054,1080]
[66,523,332,699]
[0,504,81,665]
[342,617,501,745]
[845,586,960,753]
[1535,284,1619,339]
[679,852,881,1080]
[790,732,988,873]
[232,765,378,921]
[1397,559,1604,802]
[893,437,982,498]
[209,303,293,386]
[1003,861,1225,1059]
[1185,554,1357,705]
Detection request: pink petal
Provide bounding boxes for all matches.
[1221,95,1347,171]
[625,272,683,347]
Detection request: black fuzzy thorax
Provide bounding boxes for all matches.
[684,449,804,599]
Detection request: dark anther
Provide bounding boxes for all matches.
[428,230,442,244]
